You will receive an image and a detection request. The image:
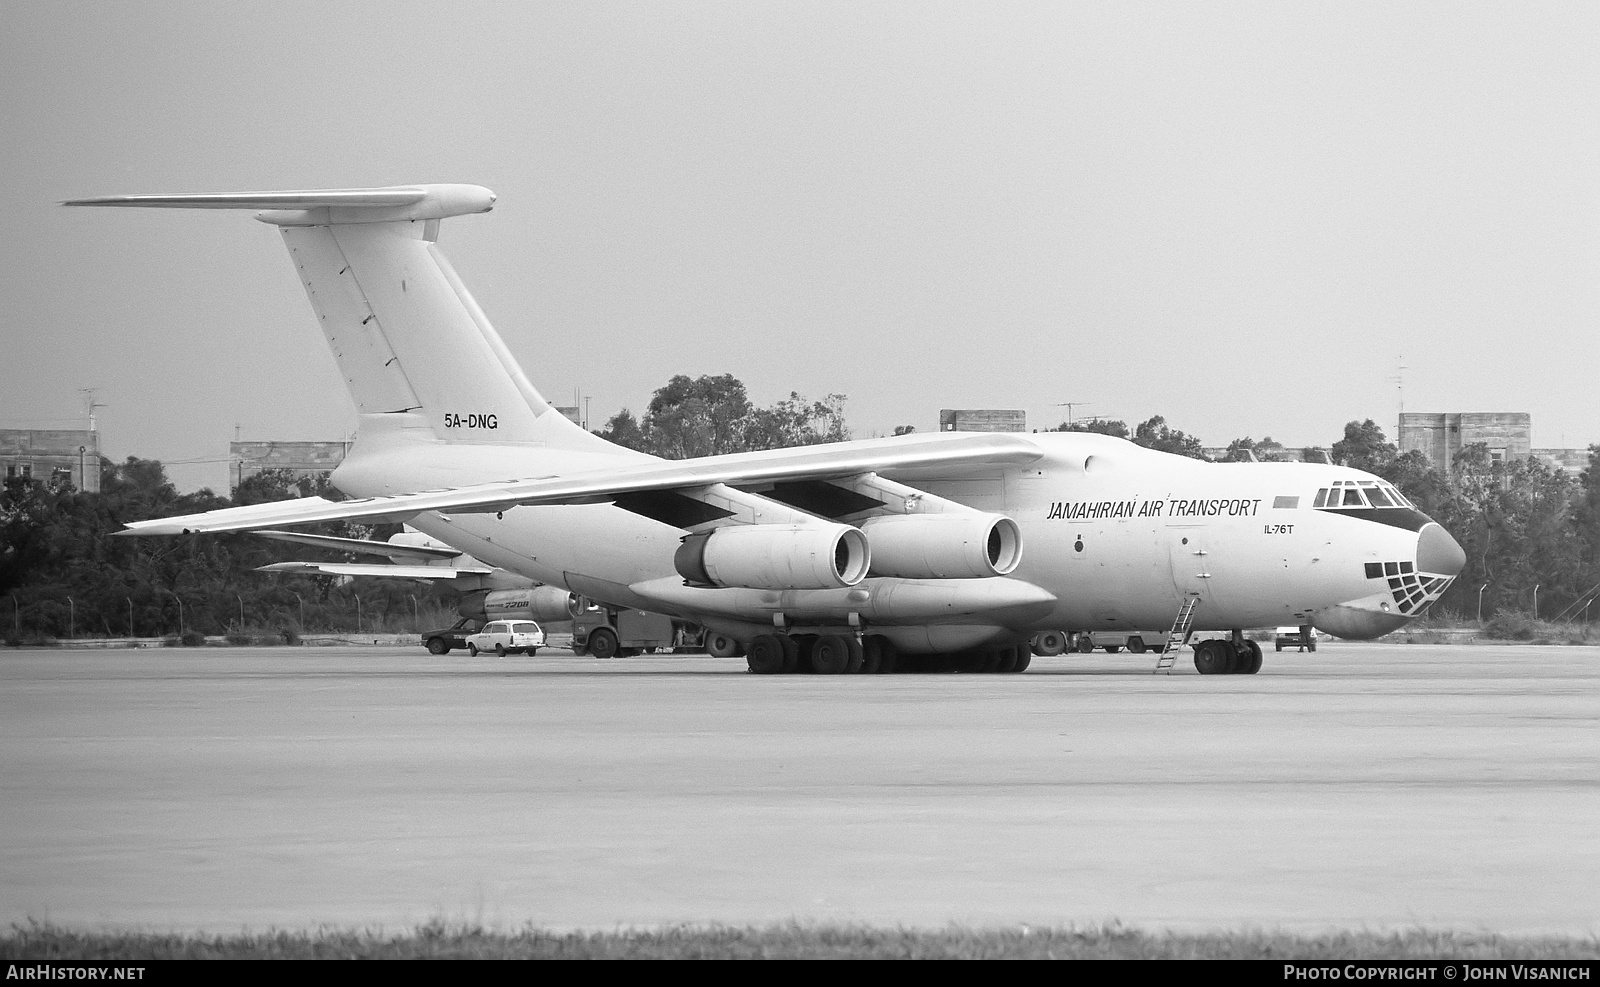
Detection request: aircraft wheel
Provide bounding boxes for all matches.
[1033,631,1067,656]
[495,643,506,658]
[859,636,883,674]
[996,645,1019,673]
[426,637,450,655]
[706,633,741,658]
[865,635,897,673]
[1011,646,1032,673]
[811,634,853,674]
[844,636,864,674]
[746,634,787,674]
[588,627,619,660]
[779,635,800,674]
[468,643,479,657]
[1219,643,1241,674]
[1240,641,1262,674]
[1193,640,1222,674]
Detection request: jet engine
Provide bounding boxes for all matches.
[473,586,582,622]
[860,513,1022,579]
[675,523,871,591]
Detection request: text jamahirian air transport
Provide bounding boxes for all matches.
[66,184,1467,675]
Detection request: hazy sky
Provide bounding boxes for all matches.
[4,1,1598,492]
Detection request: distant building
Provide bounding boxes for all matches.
[939,409,1026,433]
[1532,447,1592,473]
[1399,412,1589,474]
[0,429,100,493]
[229,440,351,494]
[1399,413,1530,469]
[1201,444,1332,464]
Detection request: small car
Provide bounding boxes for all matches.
[1274,626,1318,652]
[421,617,482,655]
[465,619,546,657]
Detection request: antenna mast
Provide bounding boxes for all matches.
[79,388,106,432]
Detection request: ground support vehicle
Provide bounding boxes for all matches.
[1275,625,1318,652]
[1031,629,1164,655]
[422,617,482,655]
[1081,630,1166,654]
[465,620,546,657]
[572,608,688,659]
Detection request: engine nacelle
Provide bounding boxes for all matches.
[675,524,871,591]
[483,586,582,622]
[860,513,1022,579]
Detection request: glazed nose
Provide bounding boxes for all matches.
[1417,523,1466,576]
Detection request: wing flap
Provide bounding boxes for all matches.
[252,530,463,562]
[256,562,493,578]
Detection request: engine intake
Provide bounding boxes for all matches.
[860,513,1022,579]
[675,524,871,590]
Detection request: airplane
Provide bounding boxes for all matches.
[66,184,1467,675]
[246,527,580,624]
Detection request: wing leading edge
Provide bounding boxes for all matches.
[119,432,1045,536]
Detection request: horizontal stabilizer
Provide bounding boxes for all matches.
[63,184,495,224]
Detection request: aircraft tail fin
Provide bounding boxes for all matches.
[65,185,610,453]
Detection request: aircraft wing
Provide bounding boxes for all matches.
[119,432,1044,536]
[252,530,462,562]
[255,562,494,578]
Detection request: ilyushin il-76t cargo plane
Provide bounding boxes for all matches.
[68,184,1466,676]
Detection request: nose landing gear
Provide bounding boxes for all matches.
[1192,636,1263,675]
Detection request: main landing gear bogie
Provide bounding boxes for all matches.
[743,633,1031,676]
[1192,638,1263,675]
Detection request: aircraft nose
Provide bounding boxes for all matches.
[1417,522,1466,576]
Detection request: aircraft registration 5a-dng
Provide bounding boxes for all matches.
[66,183,1466,676]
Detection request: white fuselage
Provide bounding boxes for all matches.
[330,430,1444,649]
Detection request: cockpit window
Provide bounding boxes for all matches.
[1314,482,1416,511]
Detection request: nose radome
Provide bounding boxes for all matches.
[1418,523,1466,576]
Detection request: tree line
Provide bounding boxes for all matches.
[5,375,1597,642]
[0,459,441,643]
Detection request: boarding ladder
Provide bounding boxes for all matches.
[1154,596,1201,674]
